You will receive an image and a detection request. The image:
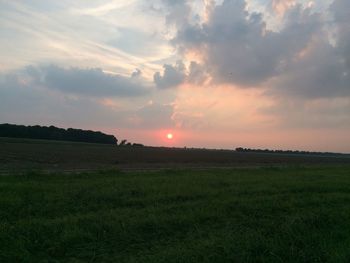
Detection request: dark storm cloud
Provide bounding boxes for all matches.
[159,0,350,98]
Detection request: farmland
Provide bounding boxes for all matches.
[1,137,349,173]
[1,137,350,262]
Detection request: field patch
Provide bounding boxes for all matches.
[1,166,350,262]
[1,137,349,172]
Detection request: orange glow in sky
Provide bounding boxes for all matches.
[2,1,349,153]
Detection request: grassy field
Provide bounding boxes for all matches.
[1,137,350,262]
[1,166,350,262]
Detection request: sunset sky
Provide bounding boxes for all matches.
[0,0,349,152]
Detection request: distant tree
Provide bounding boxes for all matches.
[0,123,118,144]
[119,139,127,146]
[234,146,341,156]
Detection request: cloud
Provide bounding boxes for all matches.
[71,1,136,17]
[262,97,350,129]
[22,65,150,97]
[187,61,209,85]
[162,0,192,28]
[271,0,296,16]
[0,1,171,76]
[0,71,118,128]
[154,60,186,89]
[129,102,175,128]
[159,0,350,99]
[173,1,323,86]
[269,38,350,98]
[153,60,209,88]
[0,67,174,131]
[267,0,350,98]
[330,0,350,69]
[131,68,142,78]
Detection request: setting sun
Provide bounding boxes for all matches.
[167,133,173,140]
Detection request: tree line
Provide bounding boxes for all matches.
[235,147,342,156]
[0,123,118,145]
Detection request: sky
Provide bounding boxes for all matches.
[0,0,349,152]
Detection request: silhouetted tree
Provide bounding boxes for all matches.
[0,123,118,144]
[119,139,127,146]
[235,146,339,156]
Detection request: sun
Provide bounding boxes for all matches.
[167,133,173,140]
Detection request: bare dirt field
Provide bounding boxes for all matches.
[1,137,349,173]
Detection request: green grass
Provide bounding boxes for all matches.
[1,166,350,262]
